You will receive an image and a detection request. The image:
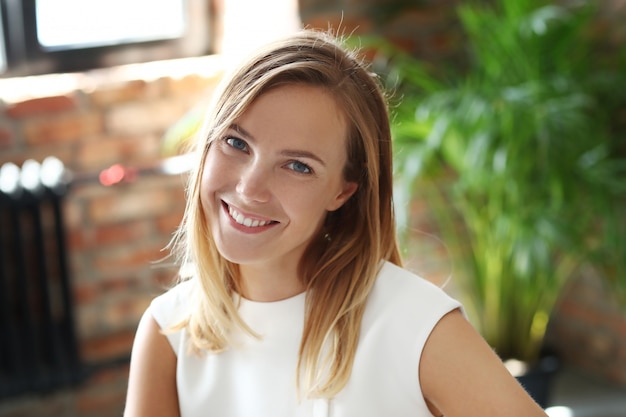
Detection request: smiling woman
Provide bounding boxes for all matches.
[200,84,355,301]
[124,29,550,417]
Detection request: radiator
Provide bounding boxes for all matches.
[0,157,82,399]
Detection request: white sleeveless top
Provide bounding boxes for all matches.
[149,261,461,417]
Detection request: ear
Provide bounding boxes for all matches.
[326,181,358,211]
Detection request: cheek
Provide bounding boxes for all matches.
[201,149,226,188]
[284,190,330,227]
[199,154,223,205]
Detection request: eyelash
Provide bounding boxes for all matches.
[285,160,313,175]
[222,135,314,175]
[224,136,248,152]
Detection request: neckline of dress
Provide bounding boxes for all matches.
[235,290,306,307]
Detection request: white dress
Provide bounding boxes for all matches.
[149,261,461,417]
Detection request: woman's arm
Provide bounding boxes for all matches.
[420,309,548,417]
[124,309,180,417]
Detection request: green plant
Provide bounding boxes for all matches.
[369,0,626,363]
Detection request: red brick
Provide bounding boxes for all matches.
[152,268,179,289]
[22,112,103,145]
[80,330,136,362]
[388,8,446,28]
[299,0,337,9]
[165,73,221,97]
[5,95,77,119]
[75,133,161,170]
[105,98,189,135]
[127,134,165,164]
[92,244,167,272]
[0,126,14,148]
[304,13,374,34]
[76,304,101,339]
[92,221,150,247]
[87,186,180,224]
[76,384,127,415]
[587,330,617,359]
[89,79,163,107]
[98,295,152,331]
[74,283,99,304]
[100,275,141,293]
[156,211,185,234]
[75,136,129,169]
[0,395,72,417]
[63,200,87,238]
[428,32,462,55]
[344,0,380,5]
[559,299,605,326]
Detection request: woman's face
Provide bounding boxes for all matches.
[200,84,357,273]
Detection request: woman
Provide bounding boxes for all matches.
[125,30,548,417]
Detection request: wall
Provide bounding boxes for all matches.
[0,57,224,416]
[299,0,464,64]
[547,268,626,384]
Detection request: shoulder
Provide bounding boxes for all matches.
[367,261,461,318]
[340,261,463,411]
[420,309,548,416]
[360,260,463,352]
[148,279,196,353]
[150,280,195,322]
[125,309,180,417]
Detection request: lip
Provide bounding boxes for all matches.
[221,201,278,233]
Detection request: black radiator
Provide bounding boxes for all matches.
[0,157,82,399]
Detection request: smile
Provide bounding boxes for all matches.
[227,204,276,228]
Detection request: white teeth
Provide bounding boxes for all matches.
[228,205,271,228]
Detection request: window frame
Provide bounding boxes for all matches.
[0,0,213,78]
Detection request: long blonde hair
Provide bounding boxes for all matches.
[170,29,402,398]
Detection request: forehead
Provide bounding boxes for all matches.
[236,84,348,151]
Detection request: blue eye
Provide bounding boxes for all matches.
[286,161,312,174]
[225,137,248,151]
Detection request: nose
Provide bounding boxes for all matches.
[235,161,272,203]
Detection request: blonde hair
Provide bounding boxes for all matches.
[170,29,402,398]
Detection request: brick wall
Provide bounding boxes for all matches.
[0,57,224,416]
[299,0,464,64]
[547,268,626,385]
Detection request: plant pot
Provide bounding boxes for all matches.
[507,355,561,408]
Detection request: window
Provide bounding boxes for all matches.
[36,0,186,51]
[0,0,212,78]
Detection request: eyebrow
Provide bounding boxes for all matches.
[230,123,254,140]
[280,150,326,167]
[229,124,326,167]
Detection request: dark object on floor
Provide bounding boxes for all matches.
[516,355,561,408]
[0,157,83,399]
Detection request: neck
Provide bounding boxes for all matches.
[238,260,305,302]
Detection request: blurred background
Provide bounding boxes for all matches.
[0,0,625,416]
